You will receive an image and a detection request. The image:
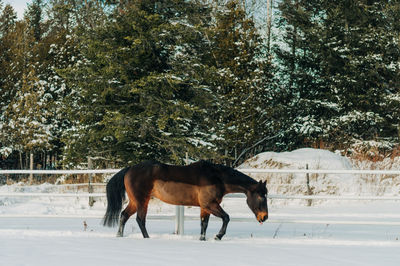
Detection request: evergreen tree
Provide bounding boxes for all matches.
[207,1,278,164]
[0,0,74,166]
[0,3,17,110]
[0,20,30,158]
[2,67,54,152]
[322,0,400,150]
[25,0,43,41]
[275,0,400,151]
[62,0,218,165]
[0,3,17,35]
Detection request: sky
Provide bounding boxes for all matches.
[4,0,31,19]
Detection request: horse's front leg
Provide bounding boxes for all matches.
[205,202,230,240]
[199,209,210,241]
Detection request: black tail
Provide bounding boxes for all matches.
[103,167,130,227]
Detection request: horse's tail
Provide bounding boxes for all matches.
[103,167,130,227]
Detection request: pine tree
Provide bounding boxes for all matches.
[0,16,30,158]
[61,0,218,165]
[274,0,333,148]
[0,3,17,110]
[35,1,85,160]
[322,0,400,150]
[275,0,400,151]
[206,1,278,164]
[0,3,17,35]
[0,0,74,167]
[2,66,54,152]
[25,0,43,41]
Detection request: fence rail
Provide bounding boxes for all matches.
[1,214,399,226]
[1,168,400,201]
[0,169,120,175]
[2,168,400,175]
[0,192,399,201]
[239,168,400,175]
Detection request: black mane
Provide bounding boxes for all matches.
[193,160,257,187]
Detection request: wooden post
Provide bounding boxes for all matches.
[88,157,94,207]
[306,164,312,206]
[29,152,33,184]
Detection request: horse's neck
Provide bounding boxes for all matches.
[222,172,255,195]
[224,184,248,195]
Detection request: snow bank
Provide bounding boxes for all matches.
[239,148,400,202]
[240,148,352,170]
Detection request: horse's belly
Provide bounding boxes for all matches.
[152,180,199,206]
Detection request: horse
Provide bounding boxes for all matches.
[103,160,268,240]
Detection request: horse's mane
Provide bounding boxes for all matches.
[192,160,257,186]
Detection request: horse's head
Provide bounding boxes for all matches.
[246,180,268,224]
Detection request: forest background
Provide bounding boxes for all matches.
[1,0,400,170]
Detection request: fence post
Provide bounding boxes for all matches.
[306,164,313,206]
[175,153,188,235]
[88,157,94,207]
[29,153,33,184]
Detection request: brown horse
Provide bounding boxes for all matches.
[103,160,268,240]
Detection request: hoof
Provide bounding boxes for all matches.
[116,233,123,237]
[199,236,206,241]
[214,235,222,241]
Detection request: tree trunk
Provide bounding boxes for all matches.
[19,151,23,169]
[266,0,273,52]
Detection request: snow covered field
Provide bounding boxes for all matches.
[1,194,400,266]
[1,215,400,266]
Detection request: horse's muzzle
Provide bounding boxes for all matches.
[256,212,268,223]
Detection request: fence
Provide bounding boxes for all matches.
[1,168,400,234]
[2,167,400,199]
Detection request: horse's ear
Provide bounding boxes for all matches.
[257,180,267,194]
[254,180,265,191]
[250,180,266,192]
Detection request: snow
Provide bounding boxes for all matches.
[1,148,400,265]
[238,148,400,199]
[238,148,359,199]
[239,148,353,170]
[1,202,400,266]
[0,147,12,157]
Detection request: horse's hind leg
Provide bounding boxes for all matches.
[136,199,150,238]
[117,202,137,237]
[199,209,210,241]
[205,202,230,240]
